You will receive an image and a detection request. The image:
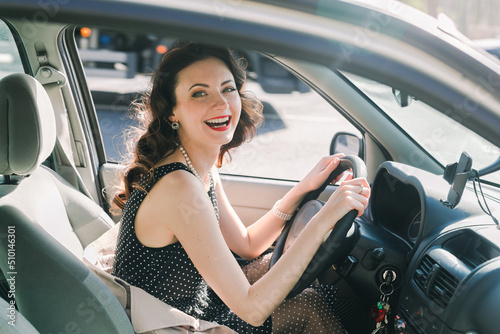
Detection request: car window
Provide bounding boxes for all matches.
[344,72,500,185]
[219,81,360,180]
[0,20,24,78]
[77,28,361,181]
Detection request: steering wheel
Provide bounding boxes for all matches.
[269,155,367,299]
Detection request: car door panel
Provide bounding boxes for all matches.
[98,163,335,226]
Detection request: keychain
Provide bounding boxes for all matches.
[371,295,390,333]
[371,274,394,334]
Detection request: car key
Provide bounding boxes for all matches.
[372,280,393,334]
[371,299,390,333]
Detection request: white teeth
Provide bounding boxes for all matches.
[205,116,229,124]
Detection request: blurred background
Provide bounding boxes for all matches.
[71,0,500,180]
[400,0,500,39]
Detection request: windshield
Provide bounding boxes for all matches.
[344,73,500,185]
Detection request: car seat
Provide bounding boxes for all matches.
[0,73,134,333]
[0,297,40,333]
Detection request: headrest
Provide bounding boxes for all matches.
[0,73,56,176]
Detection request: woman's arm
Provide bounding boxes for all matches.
[215,154,347,260]
[214,171,304,260]
[148,167,369,326]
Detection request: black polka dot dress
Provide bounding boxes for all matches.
[112,163,272,333]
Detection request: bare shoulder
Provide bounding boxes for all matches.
[147,168,205,206]
[146,168,217,226]
[135,167,218,247]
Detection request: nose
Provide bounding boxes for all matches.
[213,91,228,110]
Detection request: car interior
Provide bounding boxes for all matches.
[0,73,134,333]
[1,1,500,334]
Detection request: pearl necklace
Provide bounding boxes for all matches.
[178,145,219,223]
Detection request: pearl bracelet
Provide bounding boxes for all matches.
[272,199,294,221]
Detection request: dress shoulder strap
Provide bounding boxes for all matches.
[150,162,219,223]
[154,162,191,178]
[153,162,192,182]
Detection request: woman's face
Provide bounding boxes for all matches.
[171,57,242,149]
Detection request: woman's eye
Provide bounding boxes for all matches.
[223,86,237,93]
[192,91,207,98]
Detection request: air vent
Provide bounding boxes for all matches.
[414,255,436,290]
[429,269,459,308]
[414,255,459,308]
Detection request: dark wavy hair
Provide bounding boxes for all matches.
[112,42,263,211]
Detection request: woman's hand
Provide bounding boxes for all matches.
[297,154,352,194]
[318,177,371,230]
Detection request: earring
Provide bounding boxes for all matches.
[171,121,179,130]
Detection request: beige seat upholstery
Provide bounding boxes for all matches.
[0,73,113,256]
[0,73,134,333]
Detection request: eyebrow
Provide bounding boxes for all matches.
[188,80,235,91]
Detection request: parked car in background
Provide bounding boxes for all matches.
[0,1,499,333]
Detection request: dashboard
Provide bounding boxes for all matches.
[343,161,500,334]
[370,168,423,247]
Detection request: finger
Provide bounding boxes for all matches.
[343,169,354,181]
[361,184,371,198]
[342,169,354,182]
[332,169,352,185]
[344,183,368,196]
[353,183,371,201]
[324,153,345,171]
[331,153,345,159]
[340,184,370,211]
[350,193,369,216]
[340,177,370,188]
[338,193,368,217]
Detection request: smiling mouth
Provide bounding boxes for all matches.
[204,116,231,130]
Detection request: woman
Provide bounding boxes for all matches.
[112,42,370,333]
